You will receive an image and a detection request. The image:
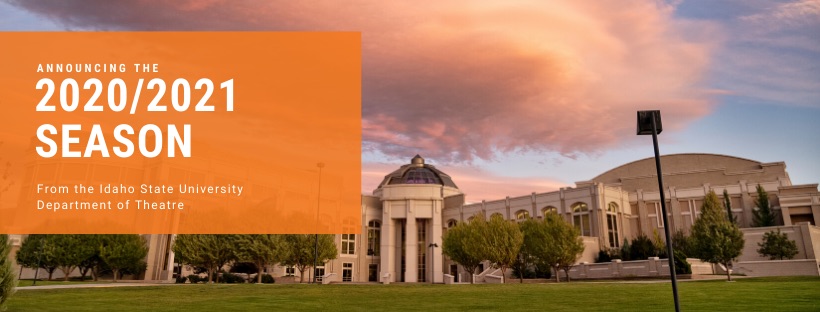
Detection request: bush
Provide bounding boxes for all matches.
[630,234,656,260]
[175,276,188,284]
[534,265,551,279]
[511,266,536,279]
[257,274,275,284]
[187,274,204,284]
[673,250,692,275]
[219,272,245,284]
[596,250,612,263]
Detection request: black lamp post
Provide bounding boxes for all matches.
[312,162,324,284]
[428,243,438,284]
[637,110,680,312]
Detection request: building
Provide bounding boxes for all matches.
[8,153,820,282]
[321,154,820,283]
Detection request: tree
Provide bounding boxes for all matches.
[51,235,96,281]
[173,235,236,283]
[77,235,106,281]
[472,214,522,283]
[651,229,667,258]
[234,234,283,283]
[1,234,17,311]
[525,213,584,282]
[752,184,777,227]
[15,235,58,281]
[100,235,148,282]
[691,191,745,281]
[515,218,540,283]
[672,229,693,258]
[441,219,483,284]
[279,234,337,283]
[757,229,798,260]
[723,189,736,224]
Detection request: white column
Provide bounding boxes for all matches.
[381,206,395,282]
[431,200,443,283]
[405,216,418,283]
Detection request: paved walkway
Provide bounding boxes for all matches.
[17,282,178,290]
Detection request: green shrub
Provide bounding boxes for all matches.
[630,234,656,260]
[175,276,188,284]
[673,250,692,275]
[219,272,245,284]
[596,250,612,263]
[258,274,275,284]
[511,266,536,279]
[187,274,204,284]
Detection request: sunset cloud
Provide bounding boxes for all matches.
[8,0,717,163]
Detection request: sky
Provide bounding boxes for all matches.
[1,0,818,202]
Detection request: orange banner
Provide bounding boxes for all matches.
[0,32,361,234]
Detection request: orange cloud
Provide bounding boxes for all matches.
[10,0,717,162]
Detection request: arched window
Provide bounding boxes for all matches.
[607,203,620,248]
[447,219,458,228]
[542,206,558,216]
[515,210,530,220]
[367,220,381,256]
[571,202,591,236]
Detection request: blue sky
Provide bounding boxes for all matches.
[1,0,817,201]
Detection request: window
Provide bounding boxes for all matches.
[515,210,530,220]
[447,219,458,228]
[367,220,381,256]
[285,266,295,276]
[342,234,356,255]
[571,202,591,236]
[542,206,558,216]
[607,202,619,248]
[648,202,667,228]
[342,263,353,282]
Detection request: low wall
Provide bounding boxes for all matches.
[733,259,820,277]
[566,257,706,280]
[739,223,819,262]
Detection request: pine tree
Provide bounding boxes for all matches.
[0,234,17,311]
[723,189,736,224]
[691,191,745,281]
[752,184,777,227]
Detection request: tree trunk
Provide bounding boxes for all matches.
[298,268,305,283]
[79,267,88,281]
[501,267,506,284]
[47,270,54,281]
[112,269,119,282]
[554,266,560,282]
[257,267,264,284]
[60,266,73,281]
[207,268,214,283]
[725,262,732,281]
[92,267,99,281]
[564,269,571,282]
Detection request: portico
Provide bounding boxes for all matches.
[374,155,461,283]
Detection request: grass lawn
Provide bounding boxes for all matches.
[7,276,820,311]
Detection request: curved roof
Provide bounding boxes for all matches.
[377,155,459,189]
[590,153,785,192]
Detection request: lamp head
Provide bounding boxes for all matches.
[637,110,663,135]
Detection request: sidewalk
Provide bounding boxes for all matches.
[17,282,179,291]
